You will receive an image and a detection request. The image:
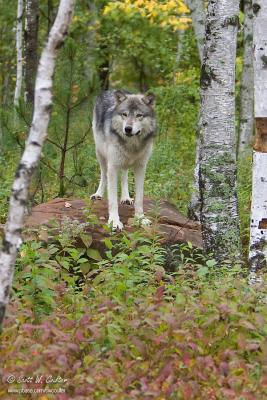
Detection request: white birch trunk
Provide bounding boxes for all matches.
[0,0,75,327]
[238,0,254,155]
[176,28,185,66]
[199,0,241,261]
[249,0,267,270]
[14,0,24,106]
[185,0,206,221]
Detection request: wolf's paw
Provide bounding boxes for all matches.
[141,217,151,226]
[90,194,102,201]
[120,197,134,205]
[108,217,124,231]
[135,214,152,226]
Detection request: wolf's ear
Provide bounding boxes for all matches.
[114,90,127,104]
[142,92,155,107]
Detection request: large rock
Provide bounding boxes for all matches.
[25,197,202,250]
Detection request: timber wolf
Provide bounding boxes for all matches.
[91,90,156,230]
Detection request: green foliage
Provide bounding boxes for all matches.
[0,1,260,398]
[146,73,199,212]
[2,226,267,399]
[237,153,253,253]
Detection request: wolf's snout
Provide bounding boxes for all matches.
[125,126,133,135]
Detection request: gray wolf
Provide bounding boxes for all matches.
[91,90,156,230]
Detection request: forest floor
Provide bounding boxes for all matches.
[1,72,265,399]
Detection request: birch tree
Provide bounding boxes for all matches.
[238,0,254,155]
[249,0,267,270]
[199,0,241,261]
[185,0,206,221]
[24,0,39,104]
[0,0,75,329]
[14,0,24,106]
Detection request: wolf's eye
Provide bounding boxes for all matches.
[136,113,143,118]
[121,112,128,117]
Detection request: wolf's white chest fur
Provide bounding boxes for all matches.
[109,138,152,169]
[95,131,153,170]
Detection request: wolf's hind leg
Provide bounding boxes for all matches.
[91,155,107,200]
[120,170,134,205]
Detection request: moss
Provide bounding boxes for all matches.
[208,202,225,213]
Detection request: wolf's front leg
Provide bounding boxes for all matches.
[107,164,123,230]
[120,169,134,205]
[134,164,151,225]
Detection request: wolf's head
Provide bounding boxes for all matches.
[112,90,156,139]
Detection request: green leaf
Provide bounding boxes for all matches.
[206,259,217,268]
[87,248,102,261]
[80,262,91,275]
[78,258,89,264]
[80,234,93,248]
[197,266,209,277]
[104,238,113,250]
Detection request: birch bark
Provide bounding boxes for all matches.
[249,1,267,270]
[199,0,241,261]
[24,0,39,104]
[238,0,254,155]
[14,0,24,106]
[0,0,75,328]
[185,0,206,221]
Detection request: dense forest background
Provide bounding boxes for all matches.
[1,1,267,399]
[1,0,248,224]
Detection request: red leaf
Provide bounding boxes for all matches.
[75,329,85,342]
[155,286,165,301]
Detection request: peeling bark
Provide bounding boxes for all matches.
[0,0,75,328]
[24,0,39,104]
[14,0,24,106]
[238,0,254,155]
[249,0,267,270]
[199,0,242,261]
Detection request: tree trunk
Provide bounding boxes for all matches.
[14,0,24,106]
[0,0,75,329]
[199,0,242,261]
[85,0,97,85]
[185,0,205,63]
[186,0,206,221]
[24,0,39,104]
[249,0,267,270]
[238,0,254,155]
[98,50,109,90]
[176,29,185,67]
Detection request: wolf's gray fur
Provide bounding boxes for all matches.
[91,90,156,229]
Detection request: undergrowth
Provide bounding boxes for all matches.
[1,218,267,399]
